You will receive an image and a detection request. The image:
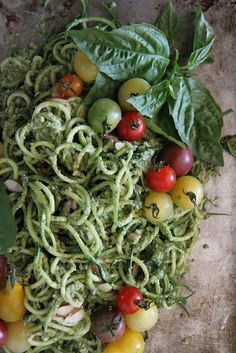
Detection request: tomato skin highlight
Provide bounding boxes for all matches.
[158,144,193,176]
[0,320,8,348]
[117,112,145,141]
[0,283,26,322]
[116,286,143,315]
[146,166,176,193]
[103,328,145,353]
[55,74,83,98]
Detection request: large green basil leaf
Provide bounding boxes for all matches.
[154,2,181,46]
[145,107,184,148]
[168,77,224,166]
[187,9,215,71]
[127,80,169,119]
[83,73,120,106]
[0,182,17,254]
[70,24,170,84]
[168,77,194,146]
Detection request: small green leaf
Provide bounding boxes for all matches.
[221,135,236,158]
[155,2,181,46]
[127,80,169,119]
[0,182,17,254]
[70,24,170,84]
[83,73,120,106]
[187,8,215,71]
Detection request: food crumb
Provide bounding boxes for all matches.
[181,336,191,345]
[203,244,209,249]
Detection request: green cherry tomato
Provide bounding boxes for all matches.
[124,302,158,332]
[73,50,99,83]
[170,176,204,209]
[144,192,173,224]
[87,98,122,134]
[118,78,150,111]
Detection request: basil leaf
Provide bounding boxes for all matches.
[155,2,181,46]
[70,24,170,84]
[127,80,169,119]
[168,77,224,166]
[0,182,17,254]
[145,110,184,148]
[187,9,215,71]
[83,73,120,106]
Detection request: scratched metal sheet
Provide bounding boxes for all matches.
[0,1,235,353]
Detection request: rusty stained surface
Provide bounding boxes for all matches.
[0,1,236,353]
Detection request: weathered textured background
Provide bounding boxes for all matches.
[0,1,235,352]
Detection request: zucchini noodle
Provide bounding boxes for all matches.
[0,24,209,353]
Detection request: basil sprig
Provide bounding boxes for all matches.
[0,182,17,254]
[70,3,224,166]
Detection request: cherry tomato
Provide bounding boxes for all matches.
[103,328,145,353]
[55,74,83,98]
[91,306,125,343]
[116,286,143,315]
[73,50,99,83]
[117,112,145,142]
[0,256,7,286]
[158,144,193,176]
[170,176,204,209]
[144,192,173,224]
[125,302,158,332]
[118,78,150,111]
[146,166,176,193]
[0,320,8,348]
[88,98,122,134]
[0,283,26,322]
[5,320,30,353]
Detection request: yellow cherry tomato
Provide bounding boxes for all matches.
[125,303,158,332]
[0,283,26,322]
[118,78,150,111]
[144,191,173,224]
[170,176,204,209]
[74,50,99,83]
[5,320,31,353]
[103,328,145,353]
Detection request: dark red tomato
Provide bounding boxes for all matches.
[55,74,83,98]
[0,256,7,286]
[0,320,8,348]
[116,286,143,315]
[91,306,125,343]
[117,112,145,141]
[158,144,193,176]
[146,166,176,193]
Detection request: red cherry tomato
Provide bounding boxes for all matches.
[0,320,8,348]
[158,144,193,176]
[117,112,145,141]
[55,74,83,98]
[146,166,176,193]
[116,286,143,315]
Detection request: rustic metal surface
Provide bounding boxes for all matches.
[0,1,235,353]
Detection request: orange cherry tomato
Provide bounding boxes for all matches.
[56,74,84,98]
[103,328,145,353]
[0,283,26,322]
